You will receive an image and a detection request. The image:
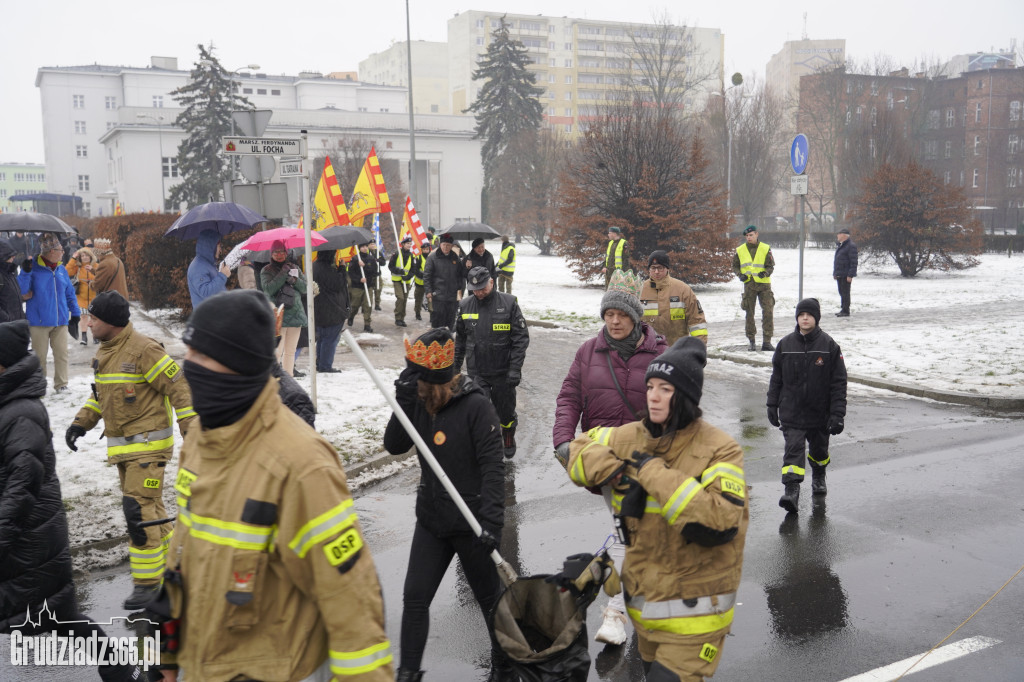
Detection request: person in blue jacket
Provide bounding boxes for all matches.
[17,234,80,392]
[187,229,231,310]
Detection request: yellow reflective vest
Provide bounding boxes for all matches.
[735,242,771,284]
[567,420,747,639]
[163,379,393,681]
[606,238,627,270]
[72,322,195,462]
[497,243,516,274]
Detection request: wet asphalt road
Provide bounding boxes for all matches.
[8,325,1024,681]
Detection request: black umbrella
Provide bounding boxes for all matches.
[438,221,500,242]
[164,202,267,240]
[0,212,76,234]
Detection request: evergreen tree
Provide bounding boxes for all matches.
[168,44,252,209]
[465,17,544,190]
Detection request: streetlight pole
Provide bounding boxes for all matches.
[137,113,166,211]
[711,73,743,217]
[406,0,418,213]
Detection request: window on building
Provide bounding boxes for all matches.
[547,91,554,100]
[74,120,86,134]
[1010,135,1020,154]
[1011,101,1021,122]
[257,89,266,95]
[475,37,484,46]
[565,92,572,100]
[944,171,951,185]
[924,141,937,159]
[945,141,952,159]
[871,107,877,126]
[549,25,555,33]
[1009,168,1019,188]
[927,110,940,129]
[0,190,5,199]
[978,78,984,90]
[548,58,556,67]
[565,124,572,132]
[846,80,853,94]
[243,88,253,94]
[76,145,88,159]
[548,74,555,83]
[845,110,851,125]
[564,59,572,67]
[975,102,982,123]
[78,175,90,191]
[73,94,85,108]
[103,96,117,110]
[972,169,979,187]
[961,108,966,126]
[430,104,438,113]
[521,20,541,31]
[870,81,878,95]
[945,108,955,127]
[476,19,484,28]
[271,89,280,96]
[162,156,179,178]
[548,41,555,50]
[886,93,894,110]
[869,138,876,158]
[153,95,164,108]
[565,107,572,116]
[565,75,572,84]
[975,135,982,155]
[380,108,389,112]
[106,121,116,131]
[358,107,367,112]
[564,42,572,50]
[960,170,965,186]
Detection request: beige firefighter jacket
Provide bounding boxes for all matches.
[567,419,747,638]
[639,275,708,346]
[163,379,393,682]
[72,322,195,463]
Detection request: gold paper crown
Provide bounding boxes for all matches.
[404,335,455,371]
[607,269,644,300]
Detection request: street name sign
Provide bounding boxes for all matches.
[279,160,304,177]
[221,137,300,156]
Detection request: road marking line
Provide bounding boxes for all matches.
[838,636,1001,681]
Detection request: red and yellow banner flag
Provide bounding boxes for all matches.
[114,202,124,216]
[348,146,391,224]
[312,156,351,230]
[400,196,429,257]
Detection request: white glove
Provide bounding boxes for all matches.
[288,268,299,278]
[311,281,320,296]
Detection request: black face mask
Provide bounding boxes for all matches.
[182,360,271,429]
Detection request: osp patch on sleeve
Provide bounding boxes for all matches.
[143,478,161,490]
[324,526,364,574]
[721,478,745,498]
[699,642,719,663]
[164,361,181,380]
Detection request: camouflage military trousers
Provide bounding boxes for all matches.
[742,283,774,342]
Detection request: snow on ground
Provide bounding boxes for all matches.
[37,239,1019,567]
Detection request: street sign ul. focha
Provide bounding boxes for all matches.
[791,134,809,175]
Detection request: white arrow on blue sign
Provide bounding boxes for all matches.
[791,134,809,175]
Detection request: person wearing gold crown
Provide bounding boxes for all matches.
[639,250,708,347]
[553,269,666,647]
[384,328,509,682]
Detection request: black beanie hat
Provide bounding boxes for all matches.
[645,337,707,405]
[648,250,670,269]
[405,328,456,384]
[88,291,131,327]
[440,233,454,244]
[471,237,485,248]
[795,297,821,324]
[0,319,31,369]
[183,290,276,376]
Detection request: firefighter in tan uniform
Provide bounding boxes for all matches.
[639,250,708,347]
[567,338,747,681]
[64,291,196,610]
[151,290,392,681]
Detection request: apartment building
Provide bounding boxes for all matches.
[359,41,451,115]
[0,163,47,211]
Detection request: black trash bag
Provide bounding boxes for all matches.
[488,552,617,682]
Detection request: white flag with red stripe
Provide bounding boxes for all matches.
[400,196,429,256]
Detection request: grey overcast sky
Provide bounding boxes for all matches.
[2,0,1021,163]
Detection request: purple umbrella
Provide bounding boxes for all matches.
[164,202,267,240]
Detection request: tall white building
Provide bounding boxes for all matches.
[359,41,451,115]
[447,11,725,133]
[765,38,846,106]
[36,57,482,225]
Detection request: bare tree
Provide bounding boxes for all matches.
[727,79,789,227]
[796,61,848,227]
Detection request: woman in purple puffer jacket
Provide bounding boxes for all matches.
[552,276,666,647]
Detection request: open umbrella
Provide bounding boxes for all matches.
[239,227,326,253]
[317,225,374,251]
[0,212,76,235]
[438,221,500,242]
[164,202,267,240]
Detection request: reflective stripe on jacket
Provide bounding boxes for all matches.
[639,275,708,346]
[390,250,412,283]
[72,323,194,462]
[567,419,747,638]
[163,379,393,680]
[735,242,771,284]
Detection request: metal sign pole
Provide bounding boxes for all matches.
[300,130,317,409]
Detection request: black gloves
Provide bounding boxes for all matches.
[65,425,86,451]
[68,316,80,338]
[757,271,768,278]
[554,442,570,468]
[21,259,33,273]
[506,370,521,387]
[767,406,780,427]
[629,451,656,472]
[476,527,500,552]
[828,415,845,435]
[394,367,419,405]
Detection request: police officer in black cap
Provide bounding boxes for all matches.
[454,267,530,457]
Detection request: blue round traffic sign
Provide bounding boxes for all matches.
[791,134,809,175]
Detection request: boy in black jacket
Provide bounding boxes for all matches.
[766,298,848,514]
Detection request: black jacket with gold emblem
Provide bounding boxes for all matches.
[383,373,504,537]
[453,289,529,378]
[767,325,847,430]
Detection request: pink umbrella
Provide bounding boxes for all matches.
[239,227,326,252]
